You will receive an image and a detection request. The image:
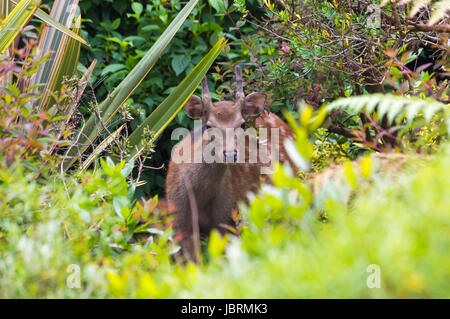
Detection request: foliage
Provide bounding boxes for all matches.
[2,0,227,168]
[63,0,219,171]
[232,0,449,104]
[1,0,89,110]
[328,94,448,127]
[31,0,84,110]
[0,39,67,168]
[310,128,356,172]
[0,0,93,175]
[126,37,227,161]
[327,93,449,152]
[390,0,450,25]
[77,0,264,197]
[175,143,450,298]
[0,153,175,297]
[229,0,449,156]
[0,105,449,298]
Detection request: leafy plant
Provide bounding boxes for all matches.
[0,0,91,163]
[326,93,449,151]
[229,0,449,158]
[0,39,64,168]
[1,0,89,98]
[2,0,88,44]
[31,0,85,110]
[0,153,177,298]
[310,128,356,172]
[2,98,449,298]
[127,37,227,161]
[328,94,448,127]
[62,0,227,171]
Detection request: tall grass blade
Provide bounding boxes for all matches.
[31,0,80,108]
[8,0,88,46]
[62,0,200,170]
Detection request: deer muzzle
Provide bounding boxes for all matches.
[223,150,238,163]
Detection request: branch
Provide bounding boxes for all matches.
[407,23,450,33]
[327,123,357,139]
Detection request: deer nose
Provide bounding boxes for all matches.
[223,150,238,163]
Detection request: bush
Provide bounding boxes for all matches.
[1,116,448,298]
[0,157,176,298]
[178,145,450,298]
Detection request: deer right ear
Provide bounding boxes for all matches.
[184,95,204,119]
[242,92,266,117]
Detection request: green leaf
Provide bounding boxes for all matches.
[43,14,82,109]
[171,54,190,75]
[113,196,129,220]
[100,157,113,175]
[121,160,134,178]
[29,0,82,109]
[80,124,126,171]
[111,18,121,30]
[131,2,143,15]
[101,63,127,76]
[208,230,228,258]
[208,0,228,14]
[327,93,448,128]
[142,24,160,32]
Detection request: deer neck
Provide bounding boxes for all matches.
[196,161,228,187]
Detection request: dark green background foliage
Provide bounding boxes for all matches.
[78,0,264,198]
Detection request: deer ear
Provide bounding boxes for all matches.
[242,92,266,117]
[184,95,204,119]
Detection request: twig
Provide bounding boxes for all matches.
[182,174,201,261]
[407,23,450,33]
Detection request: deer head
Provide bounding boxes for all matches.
[183,66,267,163]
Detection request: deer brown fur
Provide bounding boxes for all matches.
[165,66,295,260]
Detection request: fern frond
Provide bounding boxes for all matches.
[327,94,449,130]
[386,0,450,25]
[428,0,450,25]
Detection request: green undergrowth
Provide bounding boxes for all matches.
[0,142,448,298]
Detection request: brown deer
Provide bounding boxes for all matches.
[166,66,296,260]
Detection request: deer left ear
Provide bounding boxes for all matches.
[242,92,266,117]
[184,95,204,119]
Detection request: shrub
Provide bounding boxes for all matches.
[0,156,177,298]
[1,104,448,298]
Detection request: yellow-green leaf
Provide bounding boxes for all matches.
[9,0,89,46]
[0,0,40,54]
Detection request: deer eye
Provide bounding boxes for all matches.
[204,124,212,130]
